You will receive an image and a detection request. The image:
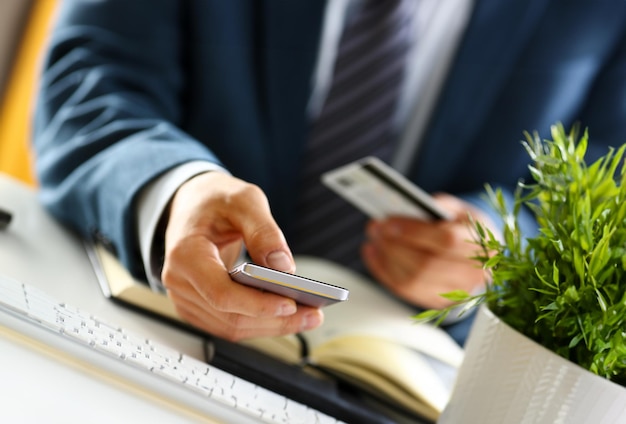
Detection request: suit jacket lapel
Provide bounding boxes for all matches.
[260,0,325,224]
[411,0,550,191]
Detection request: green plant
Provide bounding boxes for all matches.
[419,123,626,384]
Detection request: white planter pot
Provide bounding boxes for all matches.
[439,305,626,424]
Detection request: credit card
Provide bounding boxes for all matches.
[322,156,452,221]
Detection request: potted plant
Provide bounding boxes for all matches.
[421,123,626,423]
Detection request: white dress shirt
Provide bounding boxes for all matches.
[137,0,475,291]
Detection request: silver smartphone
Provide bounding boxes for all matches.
[322,156,453,221]
[229,262,349,308]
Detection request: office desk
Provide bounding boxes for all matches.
[0,173,212,423]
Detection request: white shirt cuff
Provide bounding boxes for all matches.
[135,161,228,293]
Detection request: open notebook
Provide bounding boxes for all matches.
[86,243,463,423]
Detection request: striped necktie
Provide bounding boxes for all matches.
[291,0,415,271]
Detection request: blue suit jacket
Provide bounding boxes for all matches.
[34,0,626,277]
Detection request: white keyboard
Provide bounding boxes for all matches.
[0,274,344,424]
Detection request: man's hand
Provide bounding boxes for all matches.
[362,193,497,309]
[161,172,323,341]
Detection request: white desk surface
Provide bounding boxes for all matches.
[0,173,215,423]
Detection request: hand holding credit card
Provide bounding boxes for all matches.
[322,156,453,221]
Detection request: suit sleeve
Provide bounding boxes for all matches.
[33,0,217,277]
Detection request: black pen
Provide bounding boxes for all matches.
[0,208,12,230]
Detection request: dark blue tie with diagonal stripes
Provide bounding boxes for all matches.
[291,0,415,270]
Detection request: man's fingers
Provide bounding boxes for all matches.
[367,214,484,260]
[164,253,297,318]
[227,185,295,272]
[161,171,306,340]
[185,173,295,273]
[167,288,324,341]
[362,239,485,309]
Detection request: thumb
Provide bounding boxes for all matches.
[233,188,295,273]
[249,228,295,273]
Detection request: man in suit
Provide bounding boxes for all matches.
[33,0,626,344]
